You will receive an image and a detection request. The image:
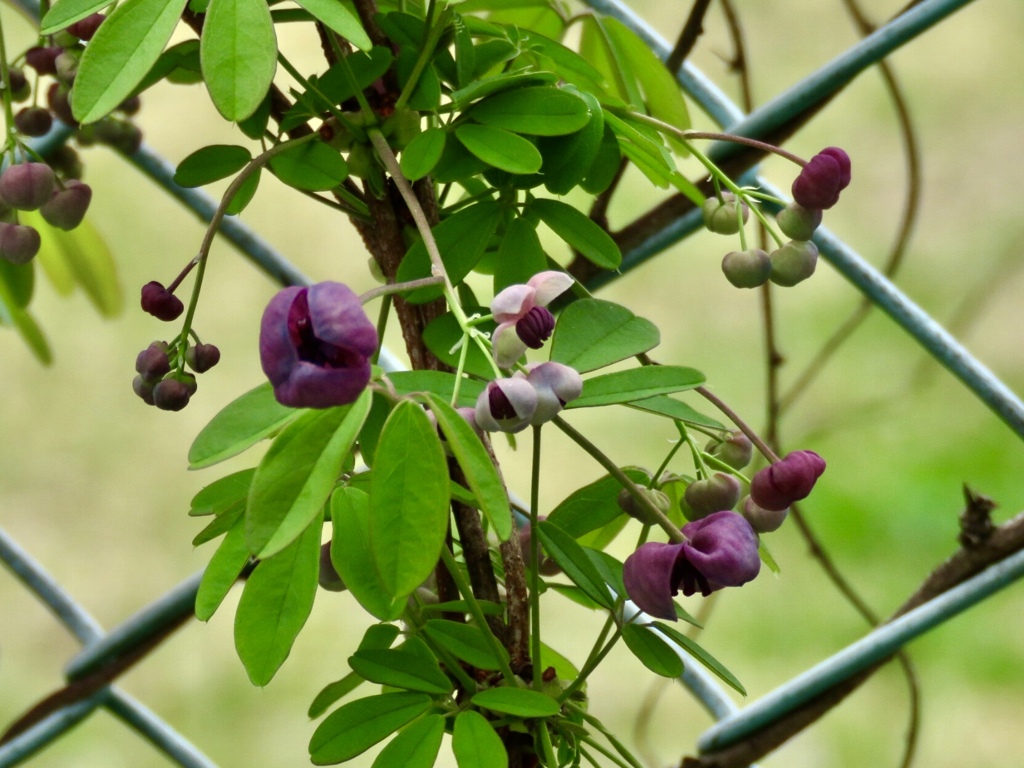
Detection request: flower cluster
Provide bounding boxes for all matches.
[0,163,92,265]
[260,282,378,409]
[475,362,583,433]
[132,340,220,411]
[491,271,573,368]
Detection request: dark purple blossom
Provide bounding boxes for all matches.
[791,147,851,210]
[140,281,184,321]
[750,450,826,511]
[474,377,537,433]
[623,511,761,619]
[524,361,582,425]
[491,271,573,367]
[259,282,377,409]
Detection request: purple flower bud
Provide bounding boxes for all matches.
[135,341,171,381]
[26,46,61,76]
[623,511,761,618]
[259,282,378,409]
[152,377,191,411]
[702,193,749,235]
[741,495,788,534]
[40,180,91,230]
[792,147,851,210]
[0,163,56,211]
[474,377,537,433]
[7,67,28,101]
[117,95,141,116]
[750,450,826,511]
[721,248,771,289]
[707,431,754,470]
[68,13,105,40]
[54,51,79,85]
[132,375,156,405]
[0,222,41,264]
[682,472,742,520]
[318,542,347,591]
[775,202,822,241]
[47,83,77,127]
[140,281,184,321]
[769,240,819,287]
[48,145,83,181]
[525,361,582,425]
[94,117,143,155]
[14,107,53,138]
[185,343,221,373]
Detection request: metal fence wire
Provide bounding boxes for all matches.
[4,0,1024,765]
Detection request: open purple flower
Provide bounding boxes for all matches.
[475,377,537,433]
[623,511,761,619]
[791,147,851,210]
[525,361,583,425]
[491,271,573,367]
[750,450,826,511]
[259,282,378,409]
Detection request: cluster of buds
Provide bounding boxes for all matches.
[706,147,851,290]
[11,14,142,153]
[0,162,92,264]
[620,433,827,619]
[133,339,220,411]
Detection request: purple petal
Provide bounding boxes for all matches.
[680,511,761,590]
[491,284,536,323]
[307,282,378,358]
[623,541,686,620]
[259,286,304,390]
[527,270,574,306]
[526,362,583,425]
[493,322,529,368]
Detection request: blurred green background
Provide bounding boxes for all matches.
[3,0,1024,766]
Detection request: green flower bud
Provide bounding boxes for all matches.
[706,431,754,469]
[776,202,822,241]
[683,473,742,520]
[769,240,819,287]
[721,248,771,288]
[702,193,749,235]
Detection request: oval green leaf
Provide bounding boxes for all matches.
[456,124,542,175]
[423,619,510,671]
[292,0,371,50]
[41,0,115,34]
[195,521,250,621]
[72,0,190,123]
[550,299,659,373]
[400,127,447,182]
[568,365,705,409]
[371,715,445,768]
[535,522,613,610]
[369,401,451,598]
[546,468,649,539]
[348,648,452,695]
[248,391,370,558]
[189,381,302,469]
[469,86,590,136]
[621,623,684,678]
[471,687,560,718]
[453,710,507,768]
[269,140,349,191]
[530,198,621,270]
[653,621,746,695]
[234,513,321,686]
[424,394,512,541]
[200,0,277,121]
[309,692,433,765]
[626,395,726,431]
[174,144,252,188]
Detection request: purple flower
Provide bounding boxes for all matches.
[475,377,537,433]
[259,282,378,409]
[525,362,583,425]
[791,147,851,210]
[140,281,184,321]
[623,511,761,619]
[491,271,573,367]
[750,450,826,511]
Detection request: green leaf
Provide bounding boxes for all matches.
[453,710,507,768]
[369,401,451,598]
[450,71,558,110]
[471,687,560,718]
[248,391,370,558]
[72,0,190,123]
[580,123,622,195]
[200,0,277,120]
[569,366,705,409]
[309,625,401,718]
[493,216,547,294]
[385,371,485,409]
[189,382,301,469]
[604,17,690,153]
[626,395,726,431]
[456,124,542,175]
[348,646,452,695]
[292,0,371,50]
[41,0,115,33]
[309,693,433,765]
[520,29,604,86]
[269,141,349,191]
[400,127,446,182]
[0,273,51,364]
[539,89,604,196]
[421,600,506,616]
[224,168,261,215]
[653,621,746,695]
[424,394,512,541]
[395,201,502,303]
[423,619,510,671]
[530,198,620,270]
[132,39,202,92]
[0,259,33,308]
[421,312,496,380]
[332,488,403,621]
[195,521,250,621]
[535,522,612,609]
[546,468,648,539]
[621,623,683,678]
[540,640,579,680]
[25,211,123,319]
[192,501,244,545]
[469,86,590,136]
[550,299,659,373]
[174,144,252,187]
[372,715,445,768]
[234,512,321,686]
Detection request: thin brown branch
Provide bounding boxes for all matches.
[666,0,715,73]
